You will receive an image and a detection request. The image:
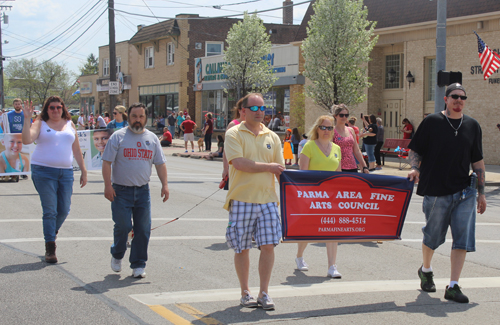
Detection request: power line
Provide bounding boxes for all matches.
[112,0,313,20]
[8,0,105,58]
[36,7,108,67]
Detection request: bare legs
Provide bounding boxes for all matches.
[234,244,275,298]
[422,243,466,282]
[296,242,338,267]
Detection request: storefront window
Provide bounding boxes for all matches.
[426,58,436,101]
[202,90,228,130]
[385,54,404,89]
[140,93,178,127]
[263,87,290,131]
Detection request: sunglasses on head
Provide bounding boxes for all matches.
[318,125,333,131]
[449,94,467,100]
[244,106,266,112]
[49,105,63,110]
[337,113,349,118]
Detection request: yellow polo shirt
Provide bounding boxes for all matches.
[223,122,285,210]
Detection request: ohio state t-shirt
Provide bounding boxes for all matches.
[181,120,196,133]
[102,127,166,186]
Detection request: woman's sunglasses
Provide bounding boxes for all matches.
[337,113,349,118]
[318,125,333,131]
[449,94,467,100]
[245,106,266,112]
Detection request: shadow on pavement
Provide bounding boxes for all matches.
[205,242,230,251]
[281,269,333,286]
[405,291,478,317]
[0,260,48,273]
[71,274,150,294]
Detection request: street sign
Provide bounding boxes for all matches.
[109,81,119,95]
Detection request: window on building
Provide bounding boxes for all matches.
[116,57,121,74]
[426,58,436,101]
[145,47,154,68]
[103,58,109,76]
[206,42,224,56]
[202,90,228,129]
[167,42,175,65]
[385,54,404,89]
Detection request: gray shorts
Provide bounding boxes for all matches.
[226,200,282,253]
[422,186,477,252]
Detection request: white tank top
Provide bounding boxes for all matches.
[31,120,75,169]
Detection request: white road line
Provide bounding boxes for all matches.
[2,237,500,244]
[0,218,228,223]
[0,236,226,243]
[129,276,500,306]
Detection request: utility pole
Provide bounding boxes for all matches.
[109,0,116,113]
[434,0,446,113]
[0,6,12,110]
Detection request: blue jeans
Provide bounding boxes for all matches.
[364,144,376,163]
[110,184,151,269]
[31,165,74,242]
[422,186,477,252]
[168,125,175,137]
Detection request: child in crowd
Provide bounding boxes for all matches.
[283,128,293,165]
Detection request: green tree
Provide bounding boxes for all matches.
[5,58,75,105]
[79,53,99,75]
[223,12,277,98]
[302,0,378,110]
[290,91,306,135]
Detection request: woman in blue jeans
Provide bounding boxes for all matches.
[22,96,87,263]
[360,114,378,171]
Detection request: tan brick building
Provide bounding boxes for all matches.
[97,41,139,115]
[296,0,500,164]
[127,14,300,128]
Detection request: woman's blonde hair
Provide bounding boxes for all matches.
[307,115,334,141]
[114,105,128,121]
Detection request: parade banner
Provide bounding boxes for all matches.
[0,133,34,176]
[0,128,115,176]
[280,170,414,242]
[74,129,115,171]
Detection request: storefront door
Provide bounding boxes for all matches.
[382,100,402,139]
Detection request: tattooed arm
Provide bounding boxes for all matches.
[472,159,487,214]
[407,150,422,183]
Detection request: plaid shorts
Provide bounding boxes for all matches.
[226,200,282,253]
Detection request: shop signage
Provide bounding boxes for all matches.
[280,171,414,242]
[109,81,120,95]
[80,82,92,94]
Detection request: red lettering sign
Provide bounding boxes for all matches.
[280,171,414,242]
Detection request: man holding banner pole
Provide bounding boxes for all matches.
[224,92,285,310]
[408,83,486,303]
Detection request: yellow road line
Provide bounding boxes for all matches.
[176,303,224,325]
[149,305,191,325]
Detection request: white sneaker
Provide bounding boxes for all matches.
[132,268,146,278]
[327,265,342,278]
[295,257,309,271]
[111,257,122,272]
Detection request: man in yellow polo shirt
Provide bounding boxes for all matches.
[224,92,285,310]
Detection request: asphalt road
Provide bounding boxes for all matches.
[1,155,500,325]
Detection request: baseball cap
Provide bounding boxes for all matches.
[445,83,466,96]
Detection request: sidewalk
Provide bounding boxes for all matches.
[164,138,500,185]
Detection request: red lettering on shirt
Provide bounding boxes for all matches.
[137,142,142,147]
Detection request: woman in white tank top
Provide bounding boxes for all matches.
[21,96,87,264]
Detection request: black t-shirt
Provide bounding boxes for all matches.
[408,112,483,196]
[363,124,378,145]
[167,115,176,126]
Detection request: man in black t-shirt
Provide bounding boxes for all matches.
[408,83,487,304]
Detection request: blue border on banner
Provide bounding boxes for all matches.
[279,170,414,241]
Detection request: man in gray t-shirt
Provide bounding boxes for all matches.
[102,103,169,278]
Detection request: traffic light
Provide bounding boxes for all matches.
[437,70,462,87]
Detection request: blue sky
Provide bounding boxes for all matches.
[2,0,309,79]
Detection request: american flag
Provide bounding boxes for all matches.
[474,31,500,80]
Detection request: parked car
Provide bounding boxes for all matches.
[69,109,80,116]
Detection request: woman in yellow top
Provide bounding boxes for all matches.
[295,115,343,278]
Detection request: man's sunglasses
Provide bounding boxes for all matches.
[337,113,349,118]
[318,125,334,131]
[449,94,467,100]
[244,106,266,112]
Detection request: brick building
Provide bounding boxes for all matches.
[127,13,300,128]
[97,41,139,115]
[296,0,500,164]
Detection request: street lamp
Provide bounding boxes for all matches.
[406,71,415,88]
